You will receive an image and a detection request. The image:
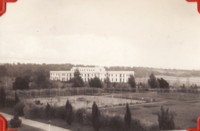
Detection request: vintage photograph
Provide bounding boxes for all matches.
[0,0,200,131]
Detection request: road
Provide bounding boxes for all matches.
[0,112,70,131]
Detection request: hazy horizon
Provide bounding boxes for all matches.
[1,0,200,70]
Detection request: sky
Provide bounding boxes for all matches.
[0,0,200,70]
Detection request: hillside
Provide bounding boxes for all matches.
[0,63,200,78]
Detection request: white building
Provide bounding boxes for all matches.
[50,66,134,83]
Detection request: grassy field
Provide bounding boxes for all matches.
[3,91,200,130]
[102,92,200,129]
[26,91,200,130]
[28,95,145,109]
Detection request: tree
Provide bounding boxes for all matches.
[158,78,169,88]
[0,87,6,108]
[31,70,50,89]
[45,103,51,119]
[15,91,20,104]
[104,77,111,88]
[158,106,175,130]
[148,73,159,88]
[128,75,136,88]
[13,76,30,90]
[92,102,101,131]
[65,100,74,125]
[89,77,103,88]
[124,104,132,130]
[71,69,84,87]
[0,65,7,78]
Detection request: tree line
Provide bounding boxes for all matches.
[0,63,171,90]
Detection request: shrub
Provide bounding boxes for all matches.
[35,100,41,105]
[0,87,6,108]
[14,102,25,116]
[5,97,16,108]
[84,112,92,125]
[157,106,175,130]
[99,114,110,127]
[149,124,159,131]
[65,100,74,125]
[124,104,131,130]
[10,115,22,128]
[14,92,20,104]
[131,119,146,131]
[45,103,51,119]
[54,106,66,120]
[75,108,86,124]
[92,102,101,131]
[24,103,44,119]
[109,116,123,130]
[89,77,103,88]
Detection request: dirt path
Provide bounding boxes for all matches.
[0,112,70,131]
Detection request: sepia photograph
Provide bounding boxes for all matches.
[0,0,200,131]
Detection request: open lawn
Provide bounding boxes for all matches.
[103,92,200,129]
[4,91,200,130]
[28,95,146,109]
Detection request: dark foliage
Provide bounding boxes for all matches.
[124,104,132,130]
[45,103,52,119]
[128,75,136,88]
[75,108,86,124]
[109,116,123,130]
[70,69,84,87]
[14,102,25,116]
[104,77,111,88]
[10,114,22,128]
[0,65,7,77]
[148,73,160,88]
[54,106,66,120]
[65,100,74,125]
[158,106,175,130]
[89,77,103,88]
[31,69,51,89]
[13,76,30,90]
[15,92,20,104]
[24,104,43,119]
[0,87,6,108]
[92,102,101,131]
[5,97,16,108]
[157,78,169,88]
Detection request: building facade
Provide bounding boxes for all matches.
[50,66,134,83]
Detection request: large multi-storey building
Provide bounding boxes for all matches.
[50,66,134,83]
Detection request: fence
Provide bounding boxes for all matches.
[149,88,200,94]
[6,88,103,98]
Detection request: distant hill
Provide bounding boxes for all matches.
[106,66,200,77]
[0,63,200,78]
